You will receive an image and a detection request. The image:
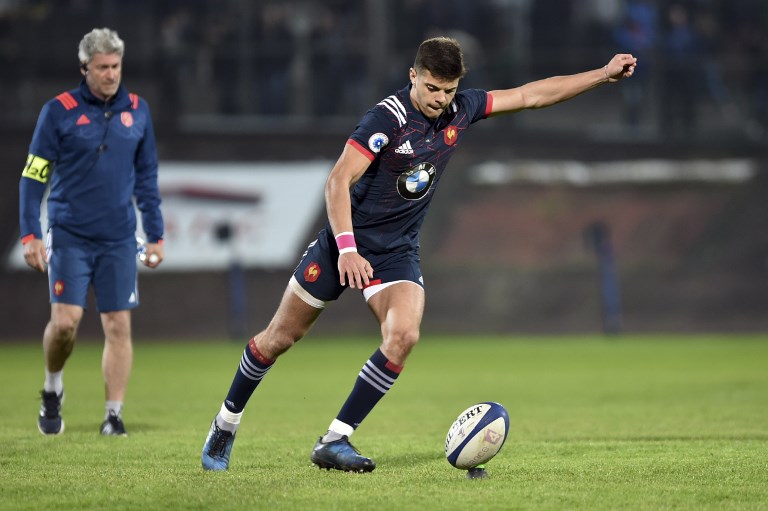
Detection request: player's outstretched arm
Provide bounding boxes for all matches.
[488,53,637,115]
[325,143,375,289]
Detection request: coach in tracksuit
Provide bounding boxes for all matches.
[19,28,164,437]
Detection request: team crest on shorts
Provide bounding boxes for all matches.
[54,280,65,296]
[397,162,436,200]
[304,262,321,283]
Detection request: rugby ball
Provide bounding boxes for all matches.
[445,402,509,469]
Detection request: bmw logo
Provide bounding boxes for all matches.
[397,162,436,200]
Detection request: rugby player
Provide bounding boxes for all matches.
[202,37,636,471]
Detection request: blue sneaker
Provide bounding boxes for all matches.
[38,390,64,436]
[202,419,236,471]
[310,436,376,473]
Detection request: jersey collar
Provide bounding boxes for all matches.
[79,79,131,110]
[401,82,453,129]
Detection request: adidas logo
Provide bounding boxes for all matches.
[76,114,90,125]
[394,140,414,155]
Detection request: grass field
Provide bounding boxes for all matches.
[1,335,767,510]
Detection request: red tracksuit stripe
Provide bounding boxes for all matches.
[56,92,78,110]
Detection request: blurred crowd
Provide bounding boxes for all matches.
[571,0,768,138]
[0,0,766,140]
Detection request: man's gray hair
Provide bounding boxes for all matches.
[78,28,124,65]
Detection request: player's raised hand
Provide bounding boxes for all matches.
[605,54,637,82]
[338,251,374,289]
[23,238,47,272]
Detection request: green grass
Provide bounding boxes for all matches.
[1,335,767,510]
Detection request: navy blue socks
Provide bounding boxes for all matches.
[334,348,403,431]
[223,337,274,414]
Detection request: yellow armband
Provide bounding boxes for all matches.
[22,154,52,183]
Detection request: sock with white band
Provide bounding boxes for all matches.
[217,337,274,433]
[105,400,123,420]
[327,349,403,440]
[216,403,242,433]
[44,369,64,395]
[322,419,355,443]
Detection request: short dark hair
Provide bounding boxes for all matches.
[413,37,467,80]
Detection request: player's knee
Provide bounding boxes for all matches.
[260,328,304,359]
[101,311,130,339]
[102,322,130,342]
[384,327,420,356]
[49,317,78,343]
[50,305,83,342]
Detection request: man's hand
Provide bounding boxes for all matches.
[338,252,374,289]
[23,238,47,272]
[142,242,164,269]
[606,54,638,83]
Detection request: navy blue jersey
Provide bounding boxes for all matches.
[19,80,163,243]
[342,84,491,255]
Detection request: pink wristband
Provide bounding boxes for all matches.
[335,232,357,254]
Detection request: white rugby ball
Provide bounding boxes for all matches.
[445,401,509,469]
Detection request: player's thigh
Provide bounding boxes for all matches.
[93,238,138,312]
[269,284,325,340]
[367,281,425,338]
[100,310,131,341]
[254,284,325,359]
[367,282,424,364]
[50,302,85,333]
[47,228,92,308]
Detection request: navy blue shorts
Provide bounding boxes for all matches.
[292,229,424,303]
[46,226,139,312]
